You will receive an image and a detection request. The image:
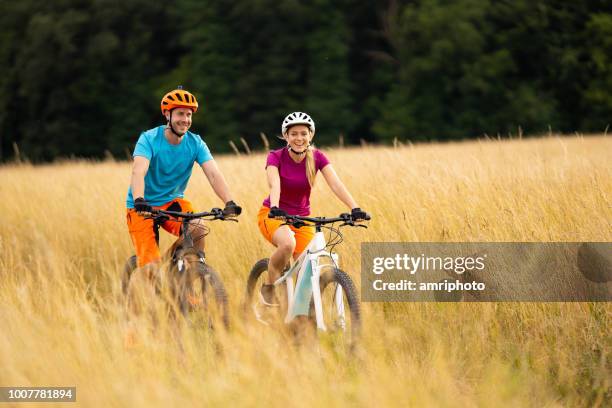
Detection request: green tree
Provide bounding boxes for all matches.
[373,0,559,142]
[303,0,355,145]
[0,0,37,160]
[1,0,611,160]
[2,0,176,161]
[172,0,242,151]
[582,12,612,130]
[176,0,357,150]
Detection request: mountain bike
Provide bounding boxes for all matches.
[245,212,370,347]
[122,208,235,329]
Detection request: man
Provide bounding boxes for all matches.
[126,86,241,287]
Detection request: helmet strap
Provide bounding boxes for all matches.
[167,110,185,138]
[288,145,309,155]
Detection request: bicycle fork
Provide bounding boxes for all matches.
[285,253,345,332]
[173,248,207,316]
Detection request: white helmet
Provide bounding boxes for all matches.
[281,112,315,135]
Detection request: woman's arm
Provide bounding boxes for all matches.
[266,166,281,207]
[321,164,358,209]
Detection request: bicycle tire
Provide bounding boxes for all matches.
[310,268,361,347]
[198,263,230,330]
[245,258,269,305]
[175,259,230,330]
[244,258,287,323]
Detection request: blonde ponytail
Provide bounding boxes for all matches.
[305,146,316,187]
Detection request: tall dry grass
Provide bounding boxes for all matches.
[0,135,610,407]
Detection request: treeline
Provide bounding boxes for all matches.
[1,0,611,161]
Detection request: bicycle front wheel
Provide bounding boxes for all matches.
[179,262,230,330]
[310,268,361,348]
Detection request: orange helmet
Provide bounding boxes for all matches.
[160,87,198,115]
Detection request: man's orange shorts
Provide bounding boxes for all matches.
[126,198,195,267]
[257,206,315,257]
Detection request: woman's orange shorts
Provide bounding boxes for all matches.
[126,198,195,267]
[257,206,315,257]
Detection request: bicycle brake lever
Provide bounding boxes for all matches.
[340,221,367,228]
[280,220,305,228]
[144,212,166,221]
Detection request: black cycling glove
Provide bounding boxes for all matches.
[351,207,369,221]
[268,206,287,219]
[223,200,242,216]
[134,197,152,213]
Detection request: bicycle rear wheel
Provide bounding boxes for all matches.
[310,268,361,348]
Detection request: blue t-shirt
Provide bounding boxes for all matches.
[126,126,213,208]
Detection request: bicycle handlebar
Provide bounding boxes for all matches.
[149,208,237,222]
[277,212,371,228]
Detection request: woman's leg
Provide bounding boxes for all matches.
[267,225,296,284]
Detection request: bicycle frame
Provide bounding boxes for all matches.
[174,217,204,273]
[151,208,234,280]
[273,230,344,331]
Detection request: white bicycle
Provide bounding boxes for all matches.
[245,213,369,347]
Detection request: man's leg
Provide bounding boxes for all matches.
[161,198,206,256]
[168,218,207,254]
[127,261,161,315]
[125,209,163,347]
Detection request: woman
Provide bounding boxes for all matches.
[257,112,369,305]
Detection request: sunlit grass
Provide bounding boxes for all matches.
[0,135,610,406]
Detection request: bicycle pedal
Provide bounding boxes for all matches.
[259,284,280,307]
[252,303,271,326]
[258,292,280,308]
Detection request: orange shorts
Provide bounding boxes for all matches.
[257,206,315,257]
[126,198,195,267]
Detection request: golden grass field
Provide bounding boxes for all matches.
[0,135,610,407]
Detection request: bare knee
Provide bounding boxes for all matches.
[276,237,295,256]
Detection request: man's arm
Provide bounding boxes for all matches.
[201,160,233,203]
[131,156,151,199]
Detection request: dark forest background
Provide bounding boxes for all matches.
[1,0,611,161]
